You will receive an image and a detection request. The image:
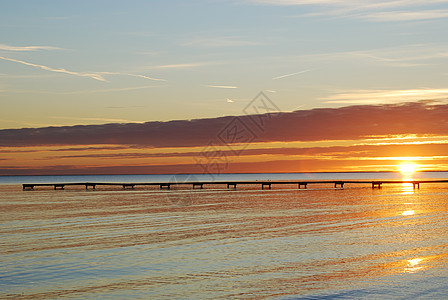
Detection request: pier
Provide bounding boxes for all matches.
[22,179,448,191]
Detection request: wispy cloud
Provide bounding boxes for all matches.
[74,85,165,94]
[0,56,107,81]
[249,0,448,21]
[135,51,161,56]
[45,16,71,20]
[272,69,311,80]
[352,51,448,63]
[0,43,63,51]
[348,44,448,67]
[182,36,261,48]
[249,0,448,8]
[105,105,147,109]
[205,84,238,89]
[322,89,448,104]
[124,31,154,37]
[291,44,448,68]
[248,0,338,5]
[99,72,166,82]
[149,63,206,69]
[50,116,145,124]
[360,9,448,22]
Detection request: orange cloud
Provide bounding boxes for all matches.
[2,101,448,175]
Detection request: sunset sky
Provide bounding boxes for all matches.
[1,1,448,175]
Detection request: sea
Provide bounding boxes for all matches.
[1,172,448,299]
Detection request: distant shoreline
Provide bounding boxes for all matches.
[2,170,448,177]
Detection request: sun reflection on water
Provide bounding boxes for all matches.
[402,210,415,216]
[401,183,415,195]
[405,258,423,273]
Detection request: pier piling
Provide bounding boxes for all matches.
[372,182,382,189]
[192,183,203,189]
[54,184,65,190]
[262,183,272,190]
[122,184,135,190]
[298,183,308,189]
[334,182,344,189]
[160,183,171,189]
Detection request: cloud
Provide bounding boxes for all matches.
[322,89,448,104]
[99,72,166,82]
[135,51,161,56]
[41,143,448,162]
[249,0,448,8]
[2,101,448,148]
[0,56,107,82]
[248,0,347,6]
[3,152,448,175]
[49,116,145,123]
[350,44,448,63]
[249,0,448,21]
[45,16,71,20]
[63,85,164,94]
[359,9,448,21]
[272,69,311,80]
[182,36,261,48]
[149,63,206,69]
[124,73,166,81]
[276,44,448,69]
[0,43,63,51]
[124,31,155,37]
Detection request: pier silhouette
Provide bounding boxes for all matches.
[22,179,448,191]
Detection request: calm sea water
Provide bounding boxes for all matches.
[1,173,448,299]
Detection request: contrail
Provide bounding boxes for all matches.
[0,56,107,81]
[0,56,167,82]
[205,85,238,89]
[272,69,311,80]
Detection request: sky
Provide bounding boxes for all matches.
[1,0,448,175]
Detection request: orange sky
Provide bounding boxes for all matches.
[1,101,448,175]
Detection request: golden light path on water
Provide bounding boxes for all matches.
[1,174,448,298]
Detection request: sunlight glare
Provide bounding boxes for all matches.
[399,162,418,177]
[401,182,414,195]
[402,210,415,216]
[408,258,422,266]
[405,257,424,273]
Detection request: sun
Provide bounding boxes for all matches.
[399,162,418,177]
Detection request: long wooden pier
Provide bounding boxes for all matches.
[22,179,448,191]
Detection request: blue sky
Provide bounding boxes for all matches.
[1,0,448,129]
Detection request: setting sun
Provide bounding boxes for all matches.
[399,162,418,177]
